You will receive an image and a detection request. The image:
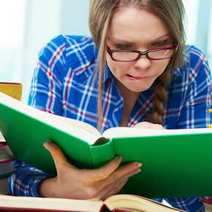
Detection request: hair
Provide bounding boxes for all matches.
[89,0,185,129]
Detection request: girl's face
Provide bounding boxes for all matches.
[106,7,174,94]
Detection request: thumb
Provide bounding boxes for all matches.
[44,142,77,171]
[87,156,122,181]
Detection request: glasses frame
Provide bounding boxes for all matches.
[107,44,178,62]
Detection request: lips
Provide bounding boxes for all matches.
[126,74,148,80]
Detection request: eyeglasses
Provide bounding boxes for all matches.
[107,45,178,62]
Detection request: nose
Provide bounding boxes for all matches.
[134,55,151,70]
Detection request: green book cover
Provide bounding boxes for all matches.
[0,92,212,197]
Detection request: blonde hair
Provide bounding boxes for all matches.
[89,0,185,128]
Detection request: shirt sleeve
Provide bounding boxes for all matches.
[177,48,212,129]
[9,35,67,196]
[28,34,67,114]
[8,160,49,196]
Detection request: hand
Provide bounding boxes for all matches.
[39,142,142,200]
[134,121,164,129]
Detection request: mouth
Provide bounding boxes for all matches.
[126,74,149,80]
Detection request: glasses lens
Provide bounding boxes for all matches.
[148,48,174,59]
[112,51,139,61]
[107,45,177,62]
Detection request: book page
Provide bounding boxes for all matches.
[33,110,102,145]
[103,127,212,139]
[105,194,183,212]
[44,113,102,144]
[51,114,101,136]
[0,132,5,142]
[0,195,104,212]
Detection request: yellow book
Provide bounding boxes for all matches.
[0,194,184,212]
[0,82,22,100]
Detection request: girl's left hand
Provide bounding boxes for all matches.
[134,121,164,129]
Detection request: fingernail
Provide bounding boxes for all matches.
[134,169,141,174]
[43,141,51,149]
[134,162,142,168]
[115,156,122,162]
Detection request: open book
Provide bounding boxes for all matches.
[0,92,212,197]
[0,194,184,212]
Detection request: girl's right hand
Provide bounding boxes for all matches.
[39,142,142,200]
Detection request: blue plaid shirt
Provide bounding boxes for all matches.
[9,35,212,212]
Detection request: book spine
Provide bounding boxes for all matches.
[0,142,14,194]
[90,140,115,168]
[0,178,9,194]
[0,160,14,178]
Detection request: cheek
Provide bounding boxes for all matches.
[106,55,131,76]
[153,61,170,76]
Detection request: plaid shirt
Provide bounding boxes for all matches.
[9,35,212,212]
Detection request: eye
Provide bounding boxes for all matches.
[112,44,130,51]
[111,41,136,51]
[150,39,173,48]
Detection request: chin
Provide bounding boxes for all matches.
[124,78,155,93]
[128,83,153,93]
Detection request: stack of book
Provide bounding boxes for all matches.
[0,132,14,194]
[0,82,22,194]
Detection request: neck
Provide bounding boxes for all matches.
[117,81,139,126]
[117,80,139,104]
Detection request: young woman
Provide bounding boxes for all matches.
[9,0,212,211]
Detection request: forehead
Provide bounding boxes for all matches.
[109,6,170,45]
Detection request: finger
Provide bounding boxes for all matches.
[99,162,141,189]
[100,164,142,199]
[86,156,122,181]
[99,177,129,200]
[44,142,76,170]
[95,162,141,197]
[105,177,128,198]
[134,121,163,129]
[114,162,142,180]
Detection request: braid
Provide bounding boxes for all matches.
[152,82,167,124]
[149,67,171,125]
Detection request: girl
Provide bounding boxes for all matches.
[9,0,212,211]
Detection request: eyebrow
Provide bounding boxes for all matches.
[108,34,171,48]
[108,38,136,48]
